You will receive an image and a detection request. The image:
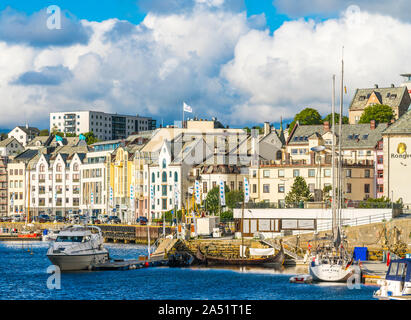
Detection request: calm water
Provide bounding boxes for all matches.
[0,242,377,300]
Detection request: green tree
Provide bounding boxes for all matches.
[358,196,392,208]
[288,108,323,133]
[243,127,251,134]
[83,132,99,145]
[66,133,76,137]
[220,210,233,221]
[39,129,49,136]
[226,190,244,209]
[55,132,64,138]
[285,176,312,206]
[0,133,7,141]
[358,104,394,124]
[162,209,183,222]
[205,185,230,214]
[323,113,349,125]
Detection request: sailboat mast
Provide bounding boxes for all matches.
[338,48,344,229]
[331,75,336,237]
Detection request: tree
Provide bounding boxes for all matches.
[226,190,244,209]
[162,209,183,222]
[39,129,49,136]
[205,185,230,214]
[83,132,99,145]
[359,104,394,124]
[220,210,233,221]
[0,133,7,141]
[285,176,312,206]
[66,133,76,137]
[323,113,348,125]
[288,108,323,133]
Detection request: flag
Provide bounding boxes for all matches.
[219,180,226,206]
[56,135,63,142]
[183,102,193,113]
[244,177,250,203]
[79,134,86,141]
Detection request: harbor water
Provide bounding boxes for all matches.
[0,242,377,300]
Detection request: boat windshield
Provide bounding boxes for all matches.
[56,236,84,242]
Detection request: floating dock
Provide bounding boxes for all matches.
[91,256,168,271]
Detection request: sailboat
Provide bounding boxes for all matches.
[308,56,355,282]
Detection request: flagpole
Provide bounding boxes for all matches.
[182,102,185,129]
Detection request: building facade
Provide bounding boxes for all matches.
[383,109,411,204]
[8,126,40,147]
[50,111,156,141]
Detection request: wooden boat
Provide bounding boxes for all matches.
[196,243,285,266]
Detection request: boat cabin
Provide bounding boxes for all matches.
[386,259,411,283]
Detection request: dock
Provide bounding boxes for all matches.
[91,256,168,271]
[0,235,42,241]
[361,261,387,284]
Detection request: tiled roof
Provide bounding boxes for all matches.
[349,86,410,111]
[288,123,386,149]
[383,109,411,135]
[0,137,15,147]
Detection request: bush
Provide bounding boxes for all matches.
[220,210,233,221]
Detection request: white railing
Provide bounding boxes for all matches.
[292,212,393,235]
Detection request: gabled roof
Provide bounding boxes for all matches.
[13,126,40,135]
[383,109,411,135]
[288,123,386,149]
[0,137,19,147]
[349,86,410,111]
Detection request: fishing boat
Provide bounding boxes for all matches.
[308,56,356,282]
[46,225,109,271]
[196,242,285,266]
[373,259,411,300]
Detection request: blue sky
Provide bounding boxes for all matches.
[0,0,410,130]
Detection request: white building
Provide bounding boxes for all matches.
[49,111,155,141]
[28,152,85,217]
[80,150,112,216]
[8,126,40,147]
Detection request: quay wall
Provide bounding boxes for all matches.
[0,222,175,244]
[280,218,411,260]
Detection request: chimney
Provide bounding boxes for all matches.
[264,122,271,136]
[370,120,376,130]
[323,121,330,132]
[374,84,379,88]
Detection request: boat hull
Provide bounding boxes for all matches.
[309,264,355,282]
[47,251,109,271]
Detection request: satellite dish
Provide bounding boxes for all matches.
[311,146,326,152]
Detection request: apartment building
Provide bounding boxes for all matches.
[0,156,8,216]
[49,111,156,141]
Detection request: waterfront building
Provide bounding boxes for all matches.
[382,109,411,205]
[49,111,156,141]
[7,149,39,215]
[0,138,24,157]
[8,125,40,147]
[0,156,8,216]
[348,85,410,124]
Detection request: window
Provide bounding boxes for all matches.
[346,183,352,193]
[276,150,282,160]
[365,169,370,178]
[203,182,207,194]
[346,169,352,178]
[252,170,257,178]
[377,171,383,178]
[324,169,331,177]
[162,172,167,183]
[278,169,284,178]
[263,184,270,193]
[252,184,257,193]
[308,169,315,177]
[378,185,383,193]
[278,184,285,193]
[293,169,300,177]
[162,199,167,210]
[364,184,370,194]
[174,172,178,182]
[377,156,383,164]
[230,181,235,191]
[238,181,243,191]
[162,159,166,169]
[263,170,270,178]
[151,172,155,183]
[291,149,298,155]
[162,185,167,196]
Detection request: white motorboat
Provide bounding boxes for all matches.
[309,253,355,282]
[374,259,411,300]
[46,225,109,271]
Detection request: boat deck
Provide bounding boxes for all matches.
[91,255,168,271]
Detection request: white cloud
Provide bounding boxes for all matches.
[221,7,411,124]
[0,5,411,129]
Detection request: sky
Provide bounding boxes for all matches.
[0,0,410,130]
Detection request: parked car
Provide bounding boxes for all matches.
[108,216,121,224]
[53,216,65,223]
[38,214,52,223]
[0,216,12,222]
[136,216,148,225]
[89,216,101,224]
[98,215,109,224]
